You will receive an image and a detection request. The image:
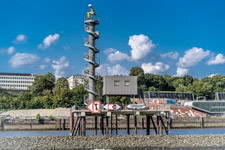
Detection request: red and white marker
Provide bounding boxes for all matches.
[86,101,101,113]
[104,104,120,110]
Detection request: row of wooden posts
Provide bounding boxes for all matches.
[70,114,169,136]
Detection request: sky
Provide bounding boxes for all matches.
[1,0,225,79]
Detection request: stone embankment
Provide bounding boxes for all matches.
[0,134,225,150]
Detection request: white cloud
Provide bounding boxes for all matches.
[107,51,129,63]
[104,48,117,55]
[207,54,225,65]
[9,53,40,68]
[141,62,170,75]
[175,67,189,77]
[177,47,210,68]
[0,46,15,55]
[160,51,179,59]
[7,46,15,54]
[44,57,51,63]
[129,34,155,61]
[96,64,129,76]
[38,33,60,49]
[207,74,218,77]
[52,56,71,79]
[14,34,27,43]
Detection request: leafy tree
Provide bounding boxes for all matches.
[189,81,213,99]
[172,78,185,88]
[183,75,193,86]
[129,66,144,76]
[130,66,145,86]
[55,77,69,89]
[71,84,87,106]
[31,73,55,96]
[164,75,175,91]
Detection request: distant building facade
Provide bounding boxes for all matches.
[67,75,87,90]
[0,73,36,90]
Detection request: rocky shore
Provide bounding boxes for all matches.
[0,134,225,150]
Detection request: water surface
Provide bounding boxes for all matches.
[1,128,225,138]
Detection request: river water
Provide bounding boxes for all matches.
[1,128,225,138]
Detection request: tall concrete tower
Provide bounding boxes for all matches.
[83,4,100,102]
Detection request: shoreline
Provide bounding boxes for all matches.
[1,134,225,149]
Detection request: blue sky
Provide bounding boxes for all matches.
[0,0,225,79]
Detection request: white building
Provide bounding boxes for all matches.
[67,75,87,90]
[0,73,36,90]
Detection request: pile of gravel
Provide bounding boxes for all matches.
[0,134,225,150]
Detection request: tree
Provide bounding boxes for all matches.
[53,78,72,107]
[129,66,144,76]
[55,77,69,89]
[189,81,213,99]
[183,75,193,86]
[72,84,88,106]
[31,73,55,96]
[164,75,175,91]
[130,66,145,86]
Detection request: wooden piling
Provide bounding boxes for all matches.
[110,114,113,135]
[160,116,168,135]
[201,117,204,128]
[74,117,81,136]
[127,114,130,135]
[159,116,163,135]
[157,116,160,135]
[146,115,150,135]
[95,116,98,135]
[81,117,85,136]
[106,116,109,135]
[101,115,104,135]
[116,114,118,135]
[142,118,144,129]
[134,115,137,135]
[150,116,157,134]
[70,108,74,135]
[62,119,65,130]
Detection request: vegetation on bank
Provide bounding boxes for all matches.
[0,66,225,110]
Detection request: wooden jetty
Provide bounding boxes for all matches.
[70,109,171,136]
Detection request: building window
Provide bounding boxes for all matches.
[124,80,130,86]
[114,80,120,86]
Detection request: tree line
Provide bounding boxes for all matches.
[0,67,224,110]
[0,73,89,110]
[130,66,225,99]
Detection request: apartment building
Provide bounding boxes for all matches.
[0,73,36,90]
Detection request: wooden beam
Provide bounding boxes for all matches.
[160,116,168,135]
[70,108,74,135]
[71,117,78,136]
[116,114,118,135]
[157,116,160,135]
[150,116,157,135]
[134,115,137,135]
[110,114,113,135]
[106,116,109,135]
[74,117,81,136]
[95,116,98,135]
[127,114,130,135]
[146,115,150,135]
[101,115,104,135]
